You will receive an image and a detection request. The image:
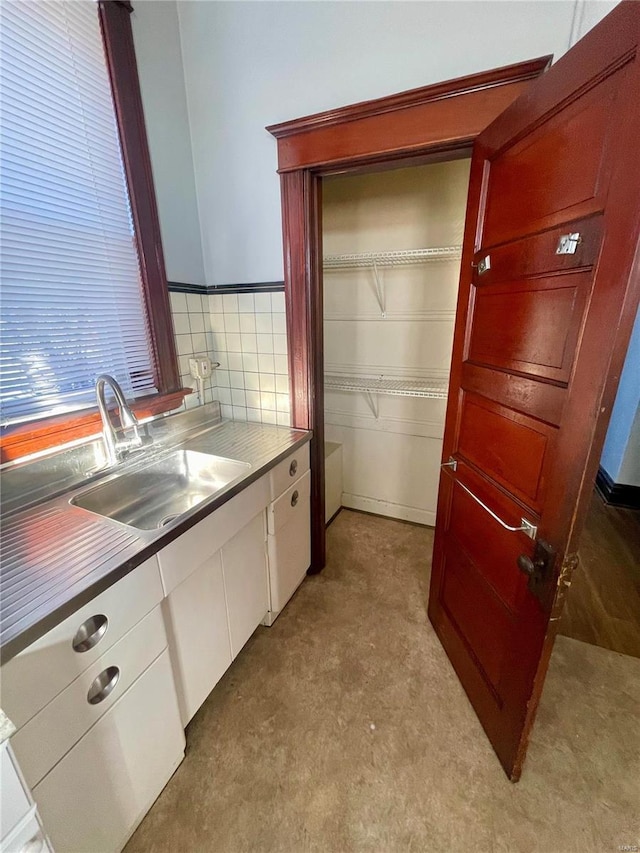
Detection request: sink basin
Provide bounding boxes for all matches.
[71,450,251,530]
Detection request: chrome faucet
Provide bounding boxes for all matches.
[95,375,148,466]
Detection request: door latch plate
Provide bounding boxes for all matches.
[556,232,581,255]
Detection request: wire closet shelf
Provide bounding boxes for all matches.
[324,374,449,400]
[323,246,462,269]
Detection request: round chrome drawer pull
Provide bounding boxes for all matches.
[291,490,299,507]
[87,666,120,705]
[72,614,108,653]
[289,459,298,477]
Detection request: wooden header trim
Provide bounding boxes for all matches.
[267,56,552,139]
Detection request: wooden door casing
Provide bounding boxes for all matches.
[269,58,551,572]
[429,1,640,780]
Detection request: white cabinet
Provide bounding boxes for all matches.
[162,552,232,726]
[1,740,52,853]
[1,559,184,853]
[1,557,163,730]
[160,489,271,725]
[221,512,268,659]
[33,651,183,853]
[265,451,311,624]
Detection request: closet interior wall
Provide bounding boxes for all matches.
[322,160,471,525]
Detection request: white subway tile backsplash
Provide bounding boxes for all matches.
[255,313,272,334]
[273,334,287,355]
[176,333,192,356]
[226,333,242,352]
[276,393,290,413]
[170,292,188,313]
[257,334,273,354]
[241,333,258,353]
[259,373,276,392]
[192,332,207,354]
[245,372,260,390]
[227,352,244,371]
[259,353,275,373]
[272,313,286,335]
[245,389,262,409]
[223,293,239,313]
[231,388,246,407]
[173,313,191,335]
[242,352,259,372]
[223,312,240,334]
[260,391,276,411]
[210,313,225,332]
[277,412,291,427]
[213,332,227,352]
[254,292,271,313]
[239,313,256,333]
[189,312,206,334]
[238,293,254,313]
[173,288,290,426]
[209,294,224,313]
[274,354,288,375]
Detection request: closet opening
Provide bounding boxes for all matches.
[321,158,471,529]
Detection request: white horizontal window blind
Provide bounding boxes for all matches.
[0,0,157,428]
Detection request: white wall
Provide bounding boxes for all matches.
[131,0,205,286]
[175,0,618,287]
[600,309,640,487]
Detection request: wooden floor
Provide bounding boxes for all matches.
[559,490,640,658]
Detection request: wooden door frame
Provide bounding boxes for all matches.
[267,56,552,572]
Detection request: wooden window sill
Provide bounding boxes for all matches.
[1,389,192,464]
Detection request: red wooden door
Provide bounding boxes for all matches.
[428,1,640,781]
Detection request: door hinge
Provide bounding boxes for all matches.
[517,538,556,605]
[473,255,491,275]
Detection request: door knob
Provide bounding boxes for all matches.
[516,539,555,605]
[517,554,539,577]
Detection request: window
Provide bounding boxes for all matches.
[0,0,182,462]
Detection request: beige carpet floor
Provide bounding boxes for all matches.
[125,510,640,853]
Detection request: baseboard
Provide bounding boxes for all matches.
[341,493,436,526]
[595,466,640,509]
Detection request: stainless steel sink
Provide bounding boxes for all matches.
[71,450,251,530]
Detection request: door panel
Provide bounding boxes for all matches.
[457,393,553,508]
[429,2,640,780]
[468,273,590,382]
[481,67,624,246]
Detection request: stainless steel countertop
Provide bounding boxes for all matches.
[0,418,310,663]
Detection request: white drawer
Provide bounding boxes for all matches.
[157,474,269,595]
[1,745,31,844]
[269,444,310,500]
[32,650,184,853]
[268,469,311,535]
[12,606,167,790]
[1,557,163,730]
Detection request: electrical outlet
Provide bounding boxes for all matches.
[189,356,212,379]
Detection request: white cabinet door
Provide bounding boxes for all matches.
[221,513,268,659]
[162,552,232,726]
[32,650,184,853]
[266,470,311,619]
